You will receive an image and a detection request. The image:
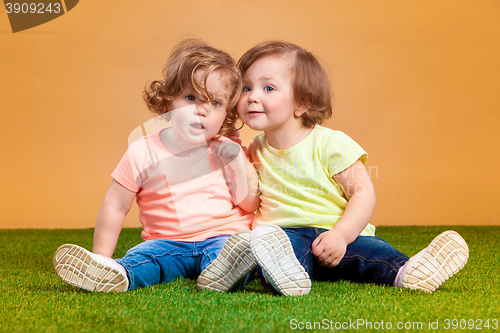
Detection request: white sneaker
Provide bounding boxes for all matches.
[250,224,311,296]
[197,231,256,292]
[397,230,469,293]
[53,244,129,292]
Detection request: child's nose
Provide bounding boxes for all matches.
[195,104,208,116]
[248,90,259,103]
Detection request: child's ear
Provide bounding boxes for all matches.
[294,92,313,117]
[294,106,308,117]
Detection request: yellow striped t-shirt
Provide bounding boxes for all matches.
[247,125,376,236]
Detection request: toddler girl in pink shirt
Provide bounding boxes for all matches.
[53,39,259,292]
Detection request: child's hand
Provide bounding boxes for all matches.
[216,141,243,165]
[213,141,258,210]
[311,229,347,268]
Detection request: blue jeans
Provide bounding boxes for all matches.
[116,235,230,290]
[258,228,409,290]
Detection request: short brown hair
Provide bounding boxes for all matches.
[238,41,332,127]
[143,38,241,137]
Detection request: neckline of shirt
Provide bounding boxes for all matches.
[264,125,319,156]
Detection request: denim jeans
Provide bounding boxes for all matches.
[258,228,409,291]
[116,235,230,290]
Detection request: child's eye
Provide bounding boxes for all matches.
[213,100,222,107]
[264,86,275,92]
[242,86,251,92]
[186,95,196,102]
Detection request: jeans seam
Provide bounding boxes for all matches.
[390,258,409,283]
[342,255,405,285]
[201,248,218,263]
[126,250,194,268]
[193,242,198,256]
[302,248,312,264]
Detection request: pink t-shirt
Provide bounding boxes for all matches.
[111,129,254,242]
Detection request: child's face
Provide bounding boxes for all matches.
[237,56,300,133]
[168,70,229,144]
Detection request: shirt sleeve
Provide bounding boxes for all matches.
[111,142,146,193]
[326,131,368,177]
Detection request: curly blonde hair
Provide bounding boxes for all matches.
[238,41,332,128]
[143,38,241,137]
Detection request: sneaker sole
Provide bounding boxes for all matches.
[53,244,128,292]
[401,230,469,293]
[197,231,256,292]
[250,224,311,296]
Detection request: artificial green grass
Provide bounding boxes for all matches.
[0,226,498,332]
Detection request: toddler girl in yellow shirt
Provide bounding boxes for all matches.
[204,41,469,296]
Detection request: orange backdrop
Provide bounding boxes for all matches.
[1,0,499,229]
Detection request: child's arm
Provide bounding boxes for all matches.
[93,179,136,257]
[217,142,260,213]
[311,159,376,268]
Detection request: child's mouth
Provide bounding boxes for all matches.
[248,111,265,115]
[189,122,204,134]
